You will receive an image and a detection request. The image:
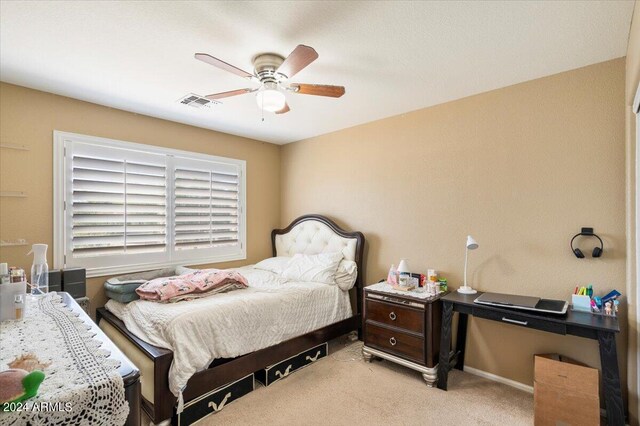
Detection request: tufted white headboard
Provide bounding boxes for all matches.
[271,215,365,283]
[274,221,357,261]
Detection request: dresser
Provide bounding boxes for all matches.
[62,293,141,426]
[362,283,444,386]
[0,292,140,426]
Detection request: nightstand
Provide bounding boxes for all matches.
[362,282,445,386]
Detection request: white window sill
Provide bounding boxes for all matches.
[79,252,247,278]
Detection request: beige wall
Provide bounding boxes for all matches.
[281,59,627,395]
[626,1,640,424]
[0,82,281,315]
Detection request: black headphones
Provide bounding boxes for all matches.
[570,227,603,258]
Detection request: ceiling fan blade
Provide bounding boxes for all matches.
[290,84,345,98]
[276,45,318,79]
[195,53,254,79]
[275,102,290,115]
[205,88,256,100]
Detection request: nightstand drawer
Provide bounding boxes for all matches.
[365,323,424,364]
[365,299,424,334]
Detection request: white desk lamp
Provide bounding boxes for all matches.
[458,235,479,294]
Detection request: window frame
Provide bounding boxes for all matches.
[634,82,640,403]
[53,131,247,278]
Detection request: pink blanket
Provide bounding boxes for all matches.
[136,270,248,302]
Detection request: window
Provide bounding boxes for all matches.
[53,131,246,277]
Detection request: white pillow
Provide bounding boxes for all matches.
[335,260,358,291]
[281,252,344,284]
[176,266,196,275]
[253,256,292,274]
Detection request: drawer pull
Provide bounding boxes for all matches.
[208,392,231,412]
[389,312,397,321]
[305,350,322,362]
[502,317,528,326]
[389,337,397,346]
[275,365,293,379]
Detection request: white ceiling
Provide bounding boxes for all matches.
[0,1,634,144]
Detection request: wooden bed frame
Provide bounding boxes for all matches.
[97,214,365,424]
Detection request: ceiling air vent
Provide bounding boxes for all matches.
[177,93,220,109]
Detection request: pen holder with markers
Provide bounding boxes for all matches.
[571,286,620,317]
[571,294,593,313]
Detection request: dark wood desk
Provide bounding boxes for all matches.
[437,291,623,426]
[61,293,141,426]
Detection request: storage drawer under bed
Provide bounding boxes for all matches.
[254,342,328,387]
[173,373,254,426]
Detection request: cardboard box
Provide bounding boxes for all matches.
[534,354,600,426]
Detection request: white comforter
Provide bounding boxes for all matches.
[105,266,352,406]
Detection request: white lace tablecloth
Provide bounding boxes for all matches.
[0,293,129,426]
[367,282,444,299]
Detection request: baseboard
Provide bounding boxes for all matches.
[463,366,533,394]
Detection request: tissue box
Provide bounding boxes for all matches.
[0,281,27,321]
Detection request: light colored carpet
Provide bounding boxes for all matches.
[193,336,534,426]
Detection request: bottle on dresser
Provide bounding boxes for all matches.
[0,264,27,321]
[387,264,398,285]
[0,263,10,284]
[426,269,438,295]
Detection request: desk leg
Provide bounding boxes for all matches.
[437,301,453,390]
[455,313,468,371]
[598,331,624,426]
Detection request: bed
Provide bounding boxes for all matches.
[96,214,365,424]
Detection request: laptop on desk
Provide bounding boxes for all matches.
[474,292,568,315]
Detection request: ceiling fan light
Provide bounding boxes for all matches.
[256,89,286,112]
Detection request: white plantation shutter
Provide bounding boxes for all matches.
[71,156,168,256]
[71,155,127,255]
[172,157,243,262]
[55,132,246,277]
[64,141,170,272]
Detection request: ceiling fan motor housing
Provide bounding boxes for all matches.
[253,53,286,83]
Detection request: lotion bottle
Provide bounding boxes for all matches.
[387,264,397,285]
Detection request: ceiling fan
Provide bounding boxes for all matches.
[194,45,345,115]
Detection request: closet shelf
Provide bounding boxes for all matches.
[0,240,28,247]
[0,191,27,198]
[0,143,30,151]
